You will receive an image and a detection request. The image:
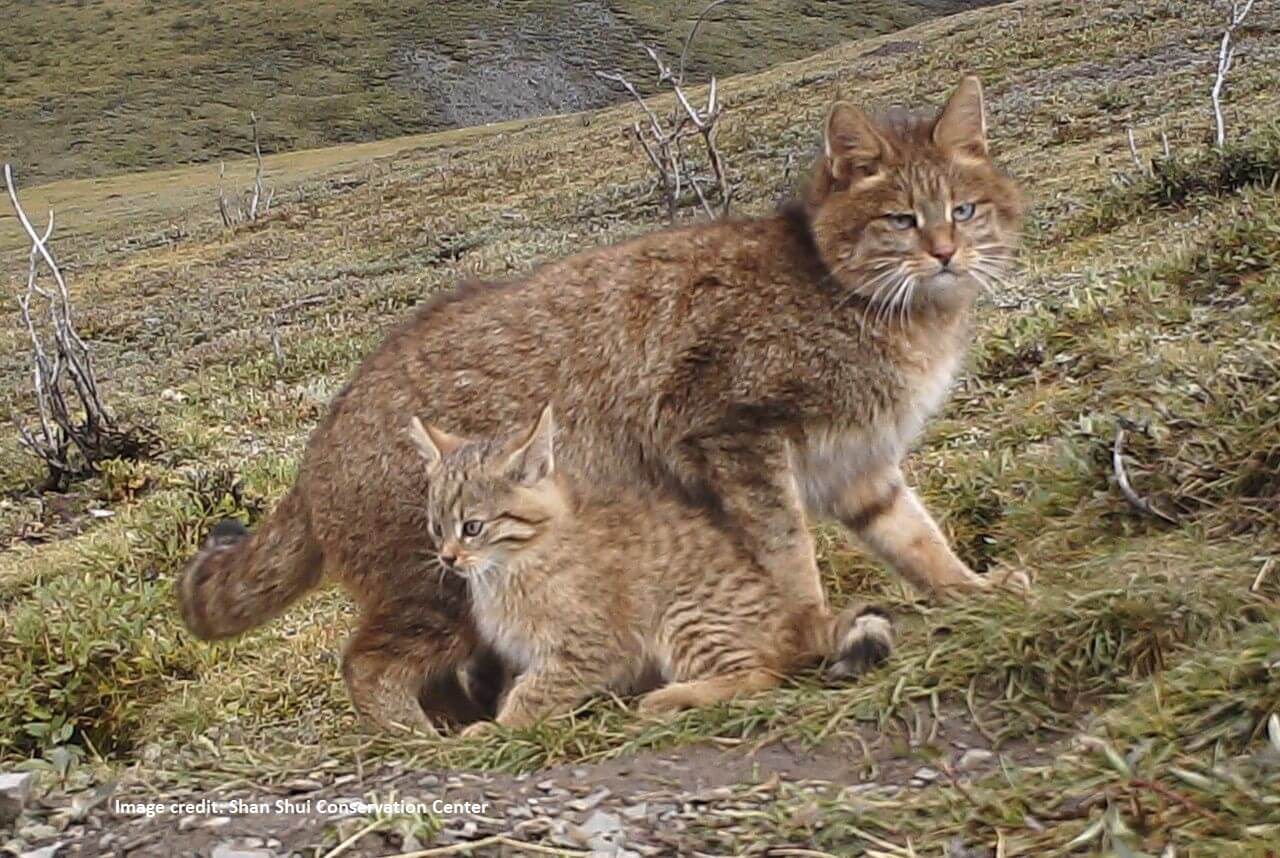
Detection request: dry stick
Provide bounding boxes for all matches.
[1212,0,1257,149]
[676,0,735,86]
[1126,127,1144,172]
[1111,424,1180,526]
[1129,778,1227,827]
[1251,556,1276,593]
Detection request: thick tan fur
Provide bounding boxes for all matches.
[177,77,1025,731]
[410,406,892,731]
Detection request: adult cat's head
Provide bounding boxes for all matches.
[804,77,1023,319]
[408,405,566,582]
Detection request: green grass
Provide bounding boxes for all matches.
[1,0,1279,852]
[0,0,987,186]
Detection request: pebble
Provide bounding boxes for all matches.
[911,766,941,784]
[202,816,232,828]
[19,845,65,858]
[280,778,323,793]
[957,749,995,771]
[210,846,275,858]
[0,772,36,825]
[566,788,612,813]
[18,824,58,842]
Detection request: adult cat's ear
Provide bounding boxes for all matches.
[408,416,465,470]
[824,101,889,183]
[504,404,555,486]
[933,76,987,158]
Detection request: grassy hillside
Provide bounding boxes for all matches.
[1,0,1279,853]
[0,0,986,186]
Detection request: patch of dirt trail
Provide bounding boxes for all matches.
[7,717,1045,857]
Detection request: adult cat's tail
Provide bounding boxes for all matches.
[178,488,324,640]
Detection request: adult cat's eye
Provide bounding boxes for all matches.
[952,202,976,222]
[462,519,484,537]
[886,213,918,230]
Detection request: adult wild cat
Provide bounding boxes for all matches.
[180,77,1026,731]
[407,405,893,733]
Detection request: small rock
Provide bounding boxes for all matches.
[620,802,648,822]
[566,788,611,813]
[19,844,65,858]
[957,749,994,771]
[0,772,36,824]
[177,814,199,832]
[579,809,622,837]
[536,779,556,792]
[202,816,232,828]
[19,823,58,841]
[210,846,274,858]
[280,778,323,793]
[912,766,941,783]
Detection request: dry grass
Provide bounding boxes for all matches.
[1,0,1279,852]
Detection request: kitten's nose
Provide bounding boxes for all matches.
[931,244,956,267]
[440,553,457,568]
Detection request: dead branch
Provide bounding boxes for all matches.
[4,164,156,490]
[1212,0,1257,149]
[595,10,738,221]
[1111,422,1180,527]
[676,0,734,86]
[216,111,273,227]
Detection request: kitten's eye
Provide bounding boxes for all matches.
[430,521,442,540]
[886,213,918,230]
[461,519,484,538]
[952,202,976,222]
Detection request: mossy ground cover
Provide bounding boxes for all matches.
[1,0,1278,853]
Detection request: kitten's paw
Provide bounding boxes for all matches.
[637,685,696,715]
[824,607,893,683]
[460,720,498,739]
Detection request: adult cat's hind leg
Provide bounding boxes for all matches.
[637,668,782,714]
[342,602,481,734]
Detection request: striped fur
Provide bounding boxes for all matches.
[412,406,893,731]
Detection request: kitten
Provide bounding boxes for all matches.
[408,405,892,732]
[178,77,1024,732]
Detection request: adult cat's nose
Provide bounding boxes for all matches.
[930,244,956,267]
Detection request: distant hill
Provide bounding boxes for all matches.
[0,0,994,185]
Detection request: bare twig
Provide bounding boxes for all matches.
[1126,127,1145,173]
[1212,0,1257,148]
[216,112,273,226]
[595,13,737,221]
[1251,557,1276,593]
[4,164,154,489]
[676,0,735,86]
[1112,422,1180,526]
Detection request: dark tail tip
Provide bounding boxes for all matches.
[825,608,893,682]
[208,518,249,546]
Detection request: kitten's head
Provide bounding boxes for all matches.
[804,77,1023,318]
[408,405,565,580]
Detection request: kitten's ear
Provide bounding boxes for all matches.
[933,76,988,158]
[407,416,464,470]
[824,101,889,183]
[503,404,556,486]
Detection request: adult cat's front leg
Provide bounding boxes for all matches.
[671,433,825,607]
[834,465,1030,598]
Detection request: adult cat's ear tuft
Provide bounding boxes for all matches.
[408,416,465,469]
[933,76,988,158]
[504,404,555,485]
